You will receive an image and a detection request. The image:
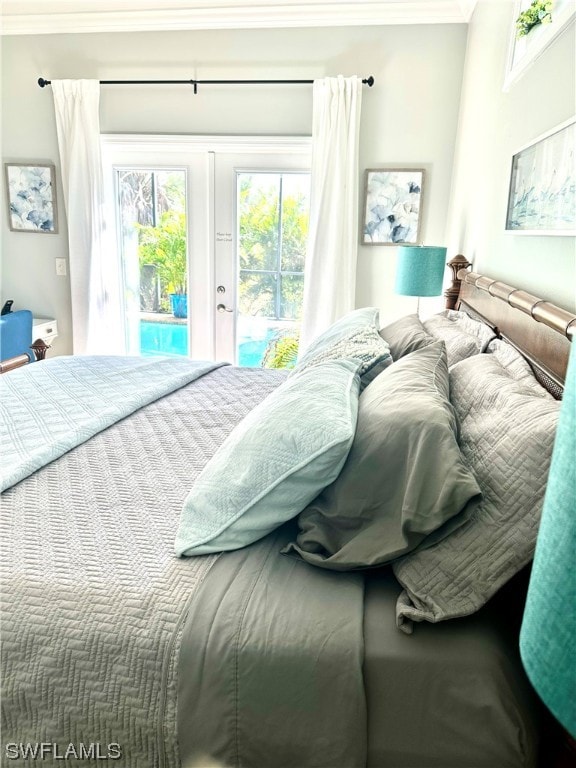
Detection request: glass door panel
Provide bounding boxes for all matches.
[236,171,310,368]
[116,168,188,357]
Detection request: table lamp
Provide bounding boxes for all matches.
[395,245,447,315]
[520,340,576,738]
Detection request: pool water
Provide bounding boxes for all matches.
[140,321,188,358]
[139,320,270,367]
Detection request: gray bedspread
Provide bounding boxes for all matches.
[0,355,225,492]
[1,365,366,768]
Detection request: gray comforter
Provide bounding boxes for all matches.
[1,363,366,768]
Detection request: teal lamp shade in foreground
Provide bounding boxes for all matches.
[520,341,576,737]
[395,246,447,297]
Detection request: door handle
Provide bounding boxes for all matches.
[216,303,234,313]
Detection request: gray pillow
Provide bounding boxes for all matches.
[282,342,482,571]
[393,352,560,632]
[486,338,551,398]
[293,307,392,388]
[423,310,496,367]
[379,314,434,361]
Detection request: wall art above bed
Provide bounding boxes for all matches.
[505,116,576,235]
[4,163,58,234]
[361,168,424,246]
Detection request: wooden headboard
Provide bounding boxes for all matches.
[446,256,575,394]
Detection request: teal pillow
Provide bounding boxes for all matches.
[176,358,361,556]
[293,308,392,387]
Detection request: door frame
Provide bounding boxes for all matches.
[101,134,311,360]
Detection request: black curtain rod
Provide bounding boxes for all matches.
[38,76,374,94]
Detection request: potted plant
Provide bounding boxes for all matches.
[138,210,188,318]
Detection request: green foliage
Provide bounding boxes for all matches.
[131,172,308,326]
[239,177,279,271]
[261,327,300,369]
[238,174,309,320]
[137,210,187,295]
[516,0,553,38]
[280,196,309,272]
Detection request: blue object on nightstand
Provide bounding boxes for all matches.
[0,309,33,362]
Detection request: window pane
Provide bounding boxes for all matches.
[238,173,280,271]
[238,271,277,317]
[118,170,154,226]
[280,274,304,320]
[237,318,300,369]
[116,168,188,357]
[280,174,310,272]
[236,171,309,369]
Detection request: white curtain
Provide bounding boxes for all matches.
[52,79,123,355]
[299,75,363,351]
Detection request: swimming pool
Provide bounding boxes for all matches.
[140,320,188,358]
[139,320,271,367]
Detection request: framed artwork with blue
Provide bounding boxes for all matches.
[505,116,575,235]
[4,163,58,234]
[362,168,424,246]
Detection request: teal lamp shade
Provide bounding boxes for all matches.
[520,341,576,737]
[395,246,447,297]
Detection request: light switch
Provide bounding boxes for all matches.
[55,258,67,276]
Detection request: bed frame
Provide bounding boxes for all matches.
[0,339,50,374]
[446,256,575,395]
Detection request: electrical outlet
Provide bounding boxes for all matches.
[55,258,67,276]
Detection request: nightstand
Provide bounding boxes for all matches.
[32,317,58,344]
[32,317,58,360]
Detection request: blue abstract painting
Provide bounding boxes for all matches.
[363,169,424,245]
[5,164,58,233]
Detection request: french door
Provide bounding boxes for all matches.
[214,153,310,364]
[102,136,311,365]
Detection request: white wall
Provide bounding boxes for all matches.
[446,0,576,311]
[1,24,467,355]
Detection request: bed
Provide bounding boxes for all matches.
[1,265,574,768]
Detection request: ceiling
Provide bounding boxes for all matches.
[1,0,478,35]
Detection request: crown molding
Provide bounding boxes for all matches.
[1,1,472,36]
[457,0,478,23]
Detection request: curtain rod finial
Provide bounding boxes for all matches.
[38,78,50,88]
[364,76,374,87]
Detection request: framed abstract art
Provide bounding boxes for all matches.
[4,163,58,233]
[362,168,424,246]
